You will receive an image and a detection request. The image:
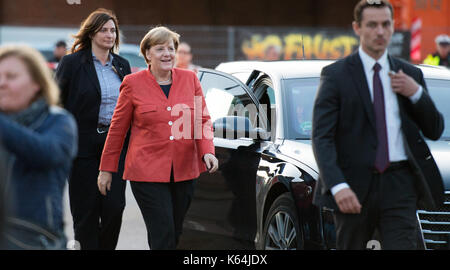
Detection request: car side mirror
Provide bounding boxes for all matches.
[213,116,270,140]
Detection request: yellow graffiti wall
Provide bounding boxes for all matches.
[242,33,359,60]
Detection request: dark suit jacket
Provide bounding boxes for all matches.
[55,48,131,157]
[312,51,445,211]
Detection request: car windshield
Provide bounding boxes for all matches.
[427,78,450,141]
[284,78,318,140]
[284,77,450,141]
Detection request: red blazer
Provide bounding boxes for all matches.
[99,67,215,182]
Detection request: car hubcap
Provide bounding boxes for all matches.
[265,211,297,250]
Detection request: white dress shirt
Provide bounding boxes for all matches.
[331,47,423,196]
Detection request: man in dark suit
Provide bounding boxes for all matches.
[312,0,445,250]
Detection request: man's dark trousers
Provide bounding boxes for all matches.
[334,163,418,250]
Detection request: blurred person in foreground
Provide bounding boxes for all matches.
[98,26,218,250]
[55,8,131,250]
[312,0,444,250]
[423,34,450,68]
[0,44,77,250]
[175,42,200,72]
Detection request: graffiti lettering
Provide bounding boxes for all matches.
[241,33,359,60]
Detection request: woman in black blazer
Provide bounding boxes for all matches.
[55,8,131,250]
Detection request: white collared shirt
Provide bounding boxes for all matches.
[330,47,423,196]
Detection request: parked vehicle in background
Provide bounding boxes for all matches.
[118,43,147,72]
[178,60,450,250]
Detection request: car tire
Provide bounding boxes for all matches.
[262,192,303,250]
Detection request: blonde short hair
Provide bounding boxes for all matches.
[140,26,180,64]
[0,44,59,106]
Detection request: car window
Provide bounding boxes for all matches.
[283,78,319,140]
[253,80,276,138]
[229,72,252,84]
[426,78,450,141]
[199,71,261,138]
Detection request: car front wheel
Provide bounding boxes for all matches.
[263,193,303,250]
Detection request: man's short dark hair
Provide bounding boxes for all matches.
[354,0,394,25]
[55,40,67,48]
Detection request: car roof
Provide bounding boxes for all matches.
[216,60,450,80]
[216,60,334,80]
[417,64,450,80]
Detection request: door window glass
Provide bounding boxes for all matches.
[200,71,260,139]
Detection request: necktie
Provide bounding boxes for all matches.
[373,63,390,173]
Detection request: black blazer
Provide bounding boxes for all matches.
[55,48,131,157]
[312,51,445,211]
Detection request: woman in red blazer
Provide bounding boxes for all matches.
[98,26,218,249]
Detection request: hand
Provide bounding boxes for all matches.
[389,69,420,97]
[98,171,112,196]
[334,187,362,214]
[203,153,219,173]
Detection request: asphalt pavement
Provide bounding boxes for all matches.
[63,181,149,250]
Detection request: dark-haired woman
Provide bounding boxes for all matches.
[55,8,131,250]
